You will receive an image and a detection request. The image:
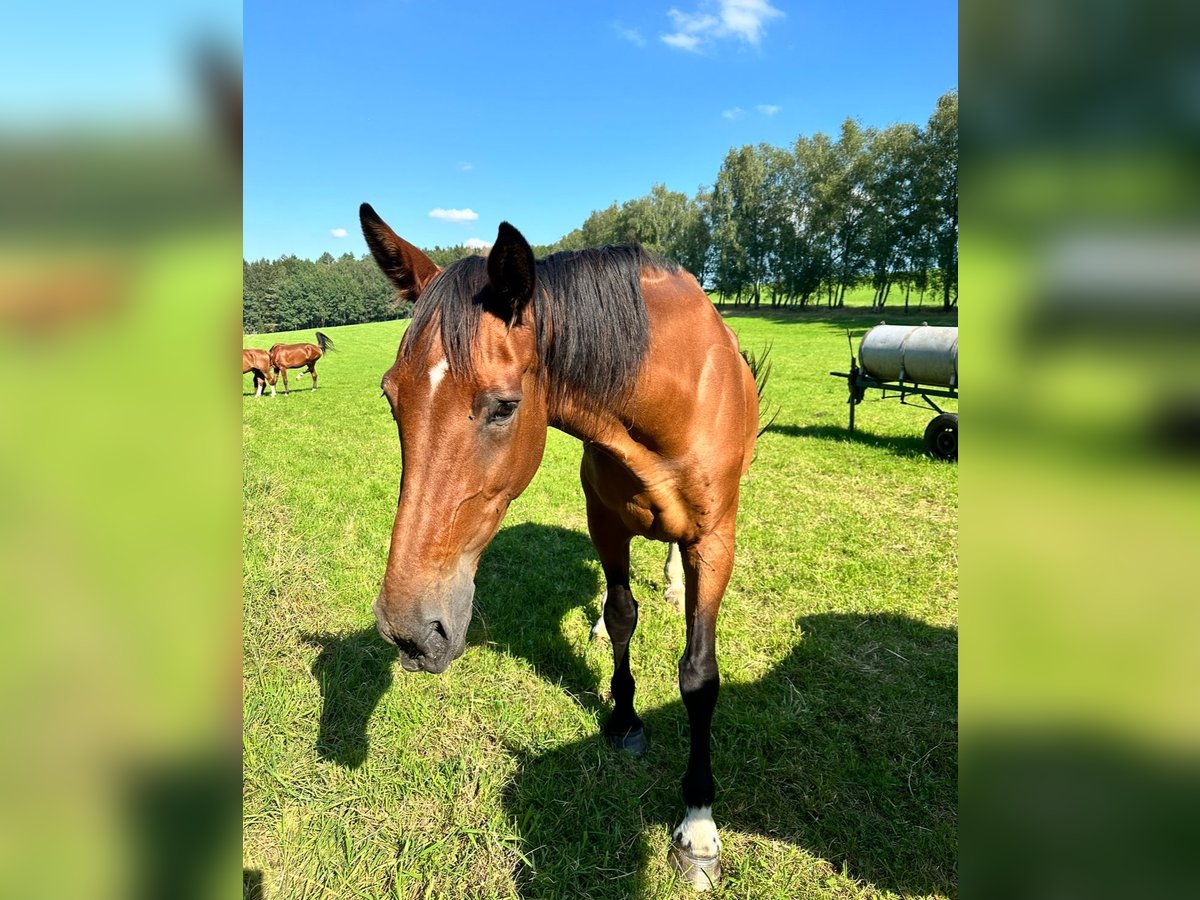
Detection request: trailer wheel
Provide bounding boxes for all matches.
[924,413,958,461]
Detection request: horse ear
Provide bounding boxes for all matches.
[360,202,441,302]
[486,222,536,322]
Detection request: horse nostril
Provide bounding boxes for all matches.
[430,620,448,641]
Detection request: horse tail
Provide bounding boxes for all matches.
[741,344,780,438]
[315,331,335,353]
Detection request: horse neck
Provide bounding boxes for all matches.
[548,393,627,447]
[536,300,652,450]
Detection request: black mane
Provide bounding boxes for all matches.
[401,245,679,410]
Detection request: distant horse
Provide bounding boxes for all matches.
[360,202,763,890]
[269,332,334,394]
[242,348,276,397]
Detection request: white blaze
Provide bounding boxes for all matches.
[428,359,450,396]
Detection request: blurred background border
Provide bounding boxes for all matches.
[963,0,1200,895]
[0,3,241,899]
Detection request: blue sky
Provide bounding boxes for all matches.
[244,0,956,261]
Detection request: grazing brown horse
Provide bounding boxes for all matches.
[242,348,276,397]
[269,332,334,394]
[361,202,762,890]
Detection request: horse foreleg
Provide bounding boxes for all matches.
[279,366,288,394]
[253,370,264,396]
[591,542,684,640]
[669,524,734,891]
[583,479,646,757]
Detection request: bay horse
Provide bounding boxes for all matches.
[269,331,334,394]
[242,348,276,397]
[361,202,761,890]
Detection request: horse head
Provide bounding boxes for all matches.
[361,203,549,673]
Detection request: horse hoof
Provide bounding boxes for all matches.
[668,843,721,891]
[606,727,647,758]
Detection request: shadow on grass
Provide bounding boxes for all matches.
[302,524,956,896]
[716,304,957,332]
[469,523,606,713]
[502,611,957,898]
[768,422,931,459]
[242,387,324,397]
[300,524,600,770]
[302,630,396,768]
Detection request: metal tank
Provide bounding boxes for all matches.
[859,324,958,387]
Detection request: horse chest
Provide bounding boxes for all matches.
[583,447,701,542]
[618,496,695,542]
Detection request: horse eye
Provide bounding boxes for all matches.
[488,400,519,424]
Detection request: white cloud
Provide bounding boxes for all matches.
[719,0,784,43]
[330,227,348,238]
[661,0,784,52]
[464,237,490,250]
[458,161,473,172]
[756,103,781,116]
[614,22,647,47]
[722,106,745,120]
[661,32,702,51]
[668,9,719,34]
[428,207,479,223]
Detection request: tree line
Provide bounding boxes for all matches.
[243,90,956,332]
[242,252,402,334]
[242,242,582,333]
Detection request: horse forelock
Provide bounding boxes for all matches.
[399,257,486,375]
[398,246,678,411]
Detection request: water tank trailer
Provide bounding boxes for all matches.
[830,323,959,460]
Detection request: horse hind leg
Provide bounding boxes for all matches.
[590,588,610,640]
[664,542,685,614]
[308,362,317,390]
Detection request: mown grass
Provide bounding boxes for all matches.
[243,305,957,899]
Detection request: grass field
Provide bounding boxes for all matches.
[243,305,958,899]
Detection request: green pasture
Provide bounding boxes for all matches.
[243,306,958,899]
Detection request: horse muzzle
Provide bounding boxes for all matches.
[387,619,455,674]
[372,573,473,674]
